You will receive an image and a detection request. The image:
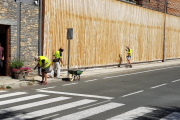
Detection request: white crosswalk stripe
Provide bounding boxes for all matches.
[0,96,71,114]
[4,99,97,120]
[0,94,48,106]
[160,112,180,120]
[36,89,114,99]
[107,107,156,120]
[1,92,179,120]
[0,91,7,93]
[0,92,27,99]
[53,102,124,120]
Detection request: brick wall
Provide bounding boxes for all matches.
[20,3,39,68]
[140,0,180,17]
[0,0,39,75]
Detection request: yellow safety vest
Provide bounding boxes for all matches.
[127,49,132,56]
[54,51,62,59]
[38,56,51,69]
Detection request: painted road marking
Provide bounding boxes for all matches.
[37,89,114,100]
[150,83,167,89]
[103,66,180,79]
[85,79,98,82]
[0,91,7,93]
[160,112,180,120]
[172,79,180,83]
[5,99,96,120]
[62,83,78,86]
[39,86,56,89]
[107,107,156,120]
[0,94,48,106]
[38,114,59,120]
[0,96,70,114]
[121,90,144,98]
[0,92,27,99]
[53,103,124,120]
[78,100,111,109]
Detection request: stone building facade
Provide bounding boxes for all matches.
[0,0,39,76]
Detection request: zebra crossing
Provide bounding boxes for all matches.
[0,91,180,120]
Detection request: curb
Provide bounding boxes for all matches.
[1,59,180,90]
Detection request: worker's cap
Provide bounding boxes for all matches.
[59,47,64,52]
[60,47,64,50]
[34,56,39,61]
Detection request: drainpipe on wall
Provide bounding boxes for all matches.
[163,0,167,62]
[38,0,42,75]
[17,0,21,59]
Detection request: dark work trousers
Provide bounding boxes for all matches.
[0,59,3,76]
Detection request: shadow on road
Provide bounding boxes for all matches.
[0,111,27,119]
[135,106,180,119]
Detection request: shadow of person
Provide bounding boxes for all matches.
[62,78,71,82]
[118,54,122,67]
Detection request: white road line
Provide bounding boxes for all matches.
[39,86,56,89]
[0,91,7,93]
[0,92,27,99]
[172,79,180,83]
[5,99,96,120]
[150,83,167,89]
[85,79,98,82]
[53,102,124,120]
[0,94,48,106]
[121,90,144,98]
[62,83,78,86]
[78,100,111,109]
[103,66,180,79]
[160,112,180,120]
[107,107,156,120]
[37,89,114,100]
[38,114,59,120]
[0,96,70,114]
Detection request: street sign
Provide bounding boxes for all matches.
[67,28,73,39]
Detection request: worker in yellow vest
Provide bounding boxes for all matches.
[49,47,65,78]
[125,46,132,68]
[34,56,51,85]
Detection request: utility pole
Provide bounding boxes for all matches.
[163,0,167,62]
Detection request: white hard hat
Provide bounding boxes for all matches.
[34,56,39,61]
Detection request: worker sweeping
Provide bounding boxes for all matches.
[34,56,51,85]
[125,46,132,68]
[48,47,65,78]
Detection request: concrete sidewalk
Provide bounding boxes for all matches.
[0,59,180,89]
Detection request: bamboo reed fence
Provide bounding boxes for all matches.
[43,0,180,69]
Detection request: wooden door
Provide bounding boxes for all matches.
[5,26,9,76]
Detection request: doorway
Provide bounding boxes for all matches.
[0,24,9,76]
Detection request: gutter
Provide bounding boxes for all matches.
[38,0,42,75]
[38,0,42,57]
[17,0,21,59]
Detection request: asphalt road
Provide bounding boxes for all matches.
[1,65,180,120]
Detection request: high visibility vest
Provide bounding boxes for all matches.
[127,49,132,56]
[38,56,51,69]
[54,51,62,59]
